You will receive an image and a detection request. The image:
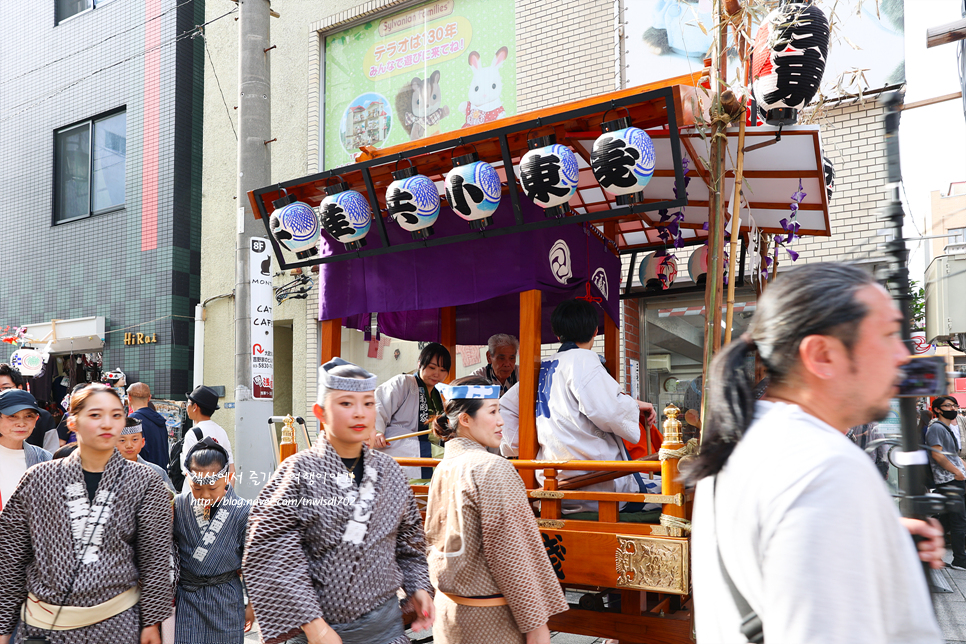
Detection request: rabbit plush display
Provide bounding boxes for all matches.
[397,69,450,141]
[459,46,508,128]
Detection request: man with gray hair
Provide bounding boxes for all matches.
[472,333,519,396]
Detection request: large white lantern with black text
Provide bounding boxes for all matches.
[319,182,372,252]
[386,167,440,240]
[823,153,835,202]
[269,193,320,259]
[444,152,501,230]
[751,3,830,126]
[590,117,656,205]
[519,134,578,218]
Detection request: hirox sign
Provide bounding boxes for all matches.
[124,332,158,346]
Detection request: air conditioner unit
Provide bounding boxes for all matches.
[925,254,966,347]
[646,354,672,372]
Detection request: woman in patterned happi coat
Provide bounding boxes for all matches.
[244,358,434,644]
[173,437,253,643]
[0,384,173,644]
[425,377,569,644]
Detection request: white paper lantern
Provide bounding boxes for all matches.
[10,348,44,377]
[639,251,678,291]
[269,193,320,259]
[319,182,372,252]
[444,152,502,230]
[387,167,440,240]
[519,135,579,218]
[823,153,835,202]
[688,246,709,284]
[591,117,656,205]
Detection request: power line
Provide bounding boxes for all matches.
[0,0,197,88]
[203,31,237,141]
[0,7,237,124]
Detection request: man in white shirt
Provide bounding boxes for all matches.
[688,263,945,644]
[0,389,52,512]
[180,385,234,491]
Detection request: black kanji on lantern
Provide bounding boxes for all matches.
[542,533,567,580]
[387,188,419,225]
[591,136,641,190]
[445,174,485,217]
[321,202,354,239]
[522,153,570,204]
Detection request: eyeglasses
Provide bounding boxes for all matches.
[940,404,960,410]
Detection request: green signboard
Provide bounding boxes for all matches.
[322,0,516,169]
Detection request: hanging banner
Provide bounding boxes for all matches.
[250,238,274,400]
[322,0,517,169]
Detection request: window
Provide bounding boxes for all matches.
[56,0,116,24]
[54,110,126,224]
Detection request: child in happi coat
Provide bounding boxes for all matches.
[425,377,568,644]
[0,383,172,644]
[244,358,434,644]
[173,437,253,644]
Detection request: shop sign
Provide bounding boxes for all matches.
[323,0,516,168]
[124,332,158,345]
[250,238,274,400]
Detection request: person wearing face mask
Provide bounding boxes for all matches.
[927,396,966,570]
[371,343,451,480]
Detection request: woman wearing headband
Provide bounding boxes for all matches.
[244,358,434,644]
[173,437,254,643]
[0,383,173,644]
[425,377,567,644]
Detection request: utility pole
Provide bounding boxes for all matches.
[234,0,275,499]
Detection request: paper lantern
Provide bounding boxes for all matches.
[519,134,578,218]
[444,152,501,230]
[639,251,678,291]
[751,3,830,126]
[386,167,440,240]
[269,193,320,259]
[319,182,372,252]
[823,153,835,201]
[590,117,656,206]
[688,246,709,284]
[10,348,44,377]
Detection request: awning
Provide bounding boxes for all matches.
[19,317,105,353]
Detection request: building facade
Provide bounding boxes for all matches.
[199,0,902,445]
[0,0,205,401]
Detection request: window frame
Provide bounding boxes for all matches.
[53,107,127,226]
[56,0,117,26]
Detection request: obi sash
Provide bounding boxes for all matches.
[21,586,139,631]
[330,596,405,644]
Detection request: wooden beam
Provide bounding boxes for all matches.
[902,92,962,111]
[440,306,457,384]
[927,17,966,48]
[320,319,341,365]
[518,289,542,488]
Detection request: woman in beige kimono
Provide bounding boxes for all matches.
[426,377,568,644]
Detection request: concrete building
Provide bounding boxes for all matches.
[199,0,904,442]
[0,0,204,403]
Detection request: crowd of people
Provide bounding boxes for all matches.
[0,273,963,643]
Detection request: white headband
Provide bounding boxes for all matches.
[188,464,230,486]
[317,357,377,404]
[121,420,143,435]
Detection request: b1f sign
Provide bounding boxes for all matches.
[250,238,274,400]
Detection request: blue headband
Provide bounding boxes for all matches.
[436,383,501,400]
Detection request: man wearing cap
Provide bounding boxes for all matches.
[0,389,52,512]
[117,416,175,494]
[128,382,169,472]
[0,363,60,452]
[180,385,234,492]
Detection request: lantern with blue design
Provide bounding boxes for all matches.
[269,192,321,259]
[319,182,372,252]
[590,117,656,206]
[519,134,578,218]
[444,152,502,230]
[386,166,440,240]
[639,251,678,291]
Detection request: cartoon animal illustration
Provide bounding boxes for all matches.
[642,0,714,58]
[459,46,508,129]
[395,70,450,141]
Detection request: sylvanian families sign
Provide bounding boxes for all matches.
[323,0,516,169]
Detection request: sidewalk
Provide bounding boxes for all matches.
[936,551,966,644]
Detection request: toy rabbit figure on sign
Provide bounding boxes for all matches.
[460,47,508,128]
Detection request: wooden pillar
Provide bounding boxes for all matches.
[604,314,619,381]
[518,289,541,488]
[320,318,342,365]
[440,306,457,384]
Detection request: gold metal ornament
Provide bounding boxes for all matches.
[662,403,683,444]
[615,535,689,594]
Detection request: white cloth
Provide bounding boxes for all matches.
[374,374,427,479]
[180,419,234,493]
[0,444,27,512]
[692,401,942,644]
[502,347,640,513]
